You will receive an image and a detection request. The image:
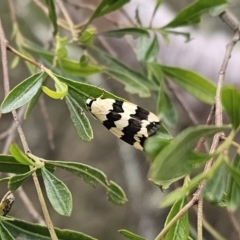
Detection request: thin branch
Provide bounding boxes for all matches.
[0,19,58,240]
[56,0,77,40]
[220,10,240,31]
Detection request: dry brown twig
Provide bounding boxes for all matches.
[0,19,58,240]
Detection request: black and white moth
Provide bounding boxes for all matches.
[86,98,161,151]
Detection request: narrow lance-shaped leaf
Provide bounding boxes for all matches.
[45,160,127,205]
[164,198,189,240]
[203,161,226,204]
[65,92,93,142]
[226,161,240,190]
[88,46,158,91]
[22,40,103,77]
[99,28,150,39]
[9,143,35,166]
[41,167,72,216]
[2,217,97,240]
[151,0,163,24]
[55,36,68,58]
[0,155,31,174]
[0,221,14,240]
[8,169,36,191]
[79,28,95,46]
[106,69,150,97]
[24,85,42,119]
[118,230,145,240]
[90,0,130,20]
[157,84,177,126]
[144,34,159,63]
[226,153,240,211]
[56,75,125,109]
[160,65,216,104]
[161,158,223,207]
[45,0,58,35]
[59,58,103,77]
[221,86,240,130]
[0,72,43,114]
[149,125,230,186]
[137,35,159,63]
[163,0,227,28]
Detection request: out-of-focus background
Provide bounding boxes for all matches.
[1,0,240,239]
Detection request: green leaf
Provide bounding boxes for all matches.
[90,0,130,20]
[163,0,227,28]
[151,0,163,22]
[42,82,68,99]
[8,169,36,191]
[203,161,226,204]
[159,29,191,42]
[79,54,89,66]
[10,56,20,69]
[65,92,93,141]
[56,74,125,109]
[0,177,11,185]
[106,69,150,97]
[144,126,172,161]
[157,85,177,126]
[45,0,58,35]
[160,65,216,104]
[41,167,72,216]
[164,198,189,240]
[209,3,228,16]
[24,86,42,118]
[226,153,240,211]
[135,7,142,26]
[149,125,230,186]
[146,62,163,83]
[144,34,159,63]
[0,72,43,114]
[45,160,127,205]
[59,58,103,77]
[79,28,95,46]
[2,217,97,240]
[118,229,145,240]
[137,35,159,63]
[161,163,219,207]
[0,221,14,240]
[55,36,68,58]
[0,155,54,175]
[0,155,31,174]
[221,86,240,130]
[99,28,149,39]
[9,144,35,166]
[226,161,240,190]
[23,41,102,77]
[88,46,156,97]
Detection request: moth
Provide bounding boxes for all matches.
[86,98,161,151]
